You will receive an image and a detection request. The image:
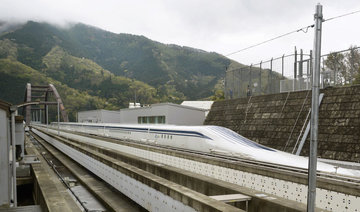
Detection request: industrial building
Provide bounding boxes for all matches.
[119,102,207,125]
[77,109,120,123]
[0,100,27,208]
[0,100,11,207]
[181,101,214,116]
[77,102,211,125]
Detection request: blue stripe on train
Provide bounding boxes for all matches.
[63,123,211,139]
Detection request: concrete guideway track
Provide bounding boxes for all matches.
[32,128,243,212]
[29,131,145,212]
[25,134,82,212]
[35,126,360,212]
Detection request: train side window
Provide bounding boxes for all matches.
[137,115,166,124]
[149,116,156,123]
[158,116,165,124]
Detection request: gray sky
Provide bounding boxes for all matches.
[1,0,359,77]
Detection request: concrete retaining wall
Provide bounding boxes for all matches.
[205,85,360,162]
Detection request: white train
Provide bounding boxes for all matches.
[46,122,360,177]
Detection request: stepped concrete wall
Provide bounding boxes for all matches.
[205,85,360,162]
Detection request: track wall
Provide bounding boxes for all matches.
[205,85,360,162]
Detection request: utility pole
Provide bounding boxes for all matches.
[300,49,304,90]
[259,61,262,94]
[10,106,17,207]
[299,49,303,78]
[57,101,60,135]
[281,54,285,78]
[308,3,322,212]
[46,105,48,128]
[249,64,252,93]
[270,58,273,94]
[294,47,297,91]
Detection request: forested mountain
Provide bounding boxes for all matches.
[0,57,118,121]
[0,21,243,120]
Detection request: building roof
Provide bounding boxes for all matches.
[120,102,207,112]
[78,109,120,114]
[0,99,11,117]
[181,101,214,110]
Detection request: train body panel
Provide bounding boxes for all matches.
[44,122,360,177]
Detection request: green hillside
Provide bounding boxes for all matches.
[41,45,168,105]
[0,39,164,120]
[0,21,235,99]
[0,21,253,120]
[0,58,117,121]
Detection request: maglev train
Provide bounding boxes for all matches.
[47,122,360,177]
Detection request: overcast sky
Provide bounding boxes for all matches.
[1,0,359,77]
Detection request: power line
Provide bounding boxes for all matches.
[324,9,360,22]
[321,46,360,57]
[225,24,314,56]
[225,8,360,57]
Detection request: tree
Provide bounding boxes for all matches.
[344,46,360,84]
[323,52,345,85]
[323,46,360,86]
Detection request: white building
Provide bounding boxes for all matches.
[180,101,214,117]
[77,109,120,123]
[119,102,207,125]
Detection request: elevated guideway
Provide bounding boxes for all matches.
[32,125,360,212]
[31,127,243,212]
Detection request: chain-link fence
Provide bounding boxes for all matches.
[225,46,360,99]
[225,48,311,99]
